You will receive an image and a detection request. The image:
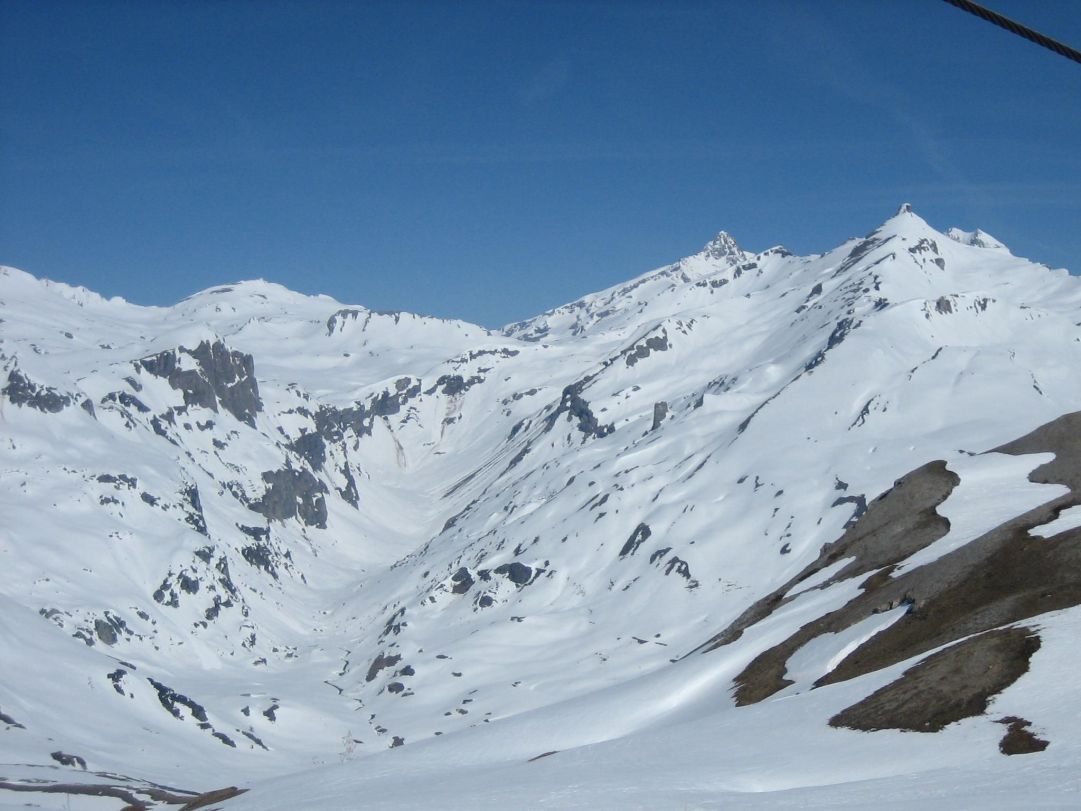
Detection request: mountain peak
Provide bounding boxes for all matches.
[872,202,937,239]
[700,230,746,262]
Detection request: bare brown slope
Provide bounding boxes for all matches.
[693,410,1081,732]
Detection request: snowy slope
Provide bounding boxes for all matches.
[3,205,1081,809]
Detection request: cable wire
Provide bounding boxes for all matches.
[941,0,1081,66]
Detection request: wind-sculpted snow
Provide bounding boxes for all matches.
[4,206,1081,808]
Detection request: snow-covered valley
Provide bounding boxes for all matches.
[3,205,1081,809]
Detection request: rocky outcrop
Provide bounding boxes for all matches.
[545,378,613,440]
[3,368,77,413]
[829,627,1040,732]
[314,378,421,442]
[695,411,1081,727]
[138,340,261,426]
[250,468,328,529]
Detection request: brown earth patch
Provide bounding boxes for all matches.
[828,627,1040,732]
[693,460,959,657]
[0,779,246,811]
[694,410,1081,716]
[995,716,1049,755]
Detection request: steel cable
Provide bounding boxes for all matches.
[941,0,1081,66]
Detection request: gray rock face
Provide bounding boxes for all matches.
[139,340,261,426]
[338,463,360,508]
[315,378,421,442]
[250,468,328,528]
[493,562,532,585]
[701,231,745,262]
[450,567,475,594]
[545,379,613,440]
[425,374,484,396]
[3,368,75,413]
[651,401,668,431]
[94,619,118,646]
[623,329,669,367]
[289,432,326,471]
[50,751,87,769]
[619,523,652,558]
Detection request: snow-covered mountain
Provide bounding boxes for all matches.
[3,205,1081,809]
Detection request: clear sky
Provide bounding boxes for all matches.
[2,0,1079,327]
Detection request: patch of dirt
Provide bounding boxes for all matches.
[0,777,246,811]
[995,716,1050,755]
[828,627,1040,732]
[693,460,959,657]
[179,786,247,809]
[695,409,1081,717]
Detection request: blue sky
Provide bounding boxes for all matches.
[2,0,1079,327]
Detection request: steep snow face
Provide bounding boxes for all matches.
[3,207,1081,808]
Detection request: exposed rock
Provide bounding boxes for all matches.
[0,707,26,729]
[829,628,1040,732]
[366,652,402,682]
[996,716,1050,755]
[147,678,208,723]
[697,411,1081,714]
[50,751,87,769]
[289,432,326,471]
[180,786,248,809]
[804,317,859,372]
[138,340,261,426]
[250,467,328,528]
[242,543,278,579]
[314,379,421,442]
[651,401,668,431]
[697,460,958,655]
[619,523,652,558]
[494,562,532,586]
[545,378,613,440]
[425,374,484,396]
[107,669,128,696]
[101,390,150,413]
[97,473,137,489]
[241,730,268,750]
[3,368,74,412]
[830,493,868,527]
[94,618,118,646]
[326,308,362,334]
[623,328,669,367]
[338,463,360,508]
[179,483,209,536]
[528,750,559,762]
[450,568,475,594]
[153,576,180,608]
[701,230,745,262]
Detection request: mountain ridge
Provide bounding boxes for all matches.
[3,207,1081,809]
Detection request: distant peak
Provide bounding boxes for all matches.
[701,230,746,262]
[873,203,935,238]
[946,227,1009,252]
